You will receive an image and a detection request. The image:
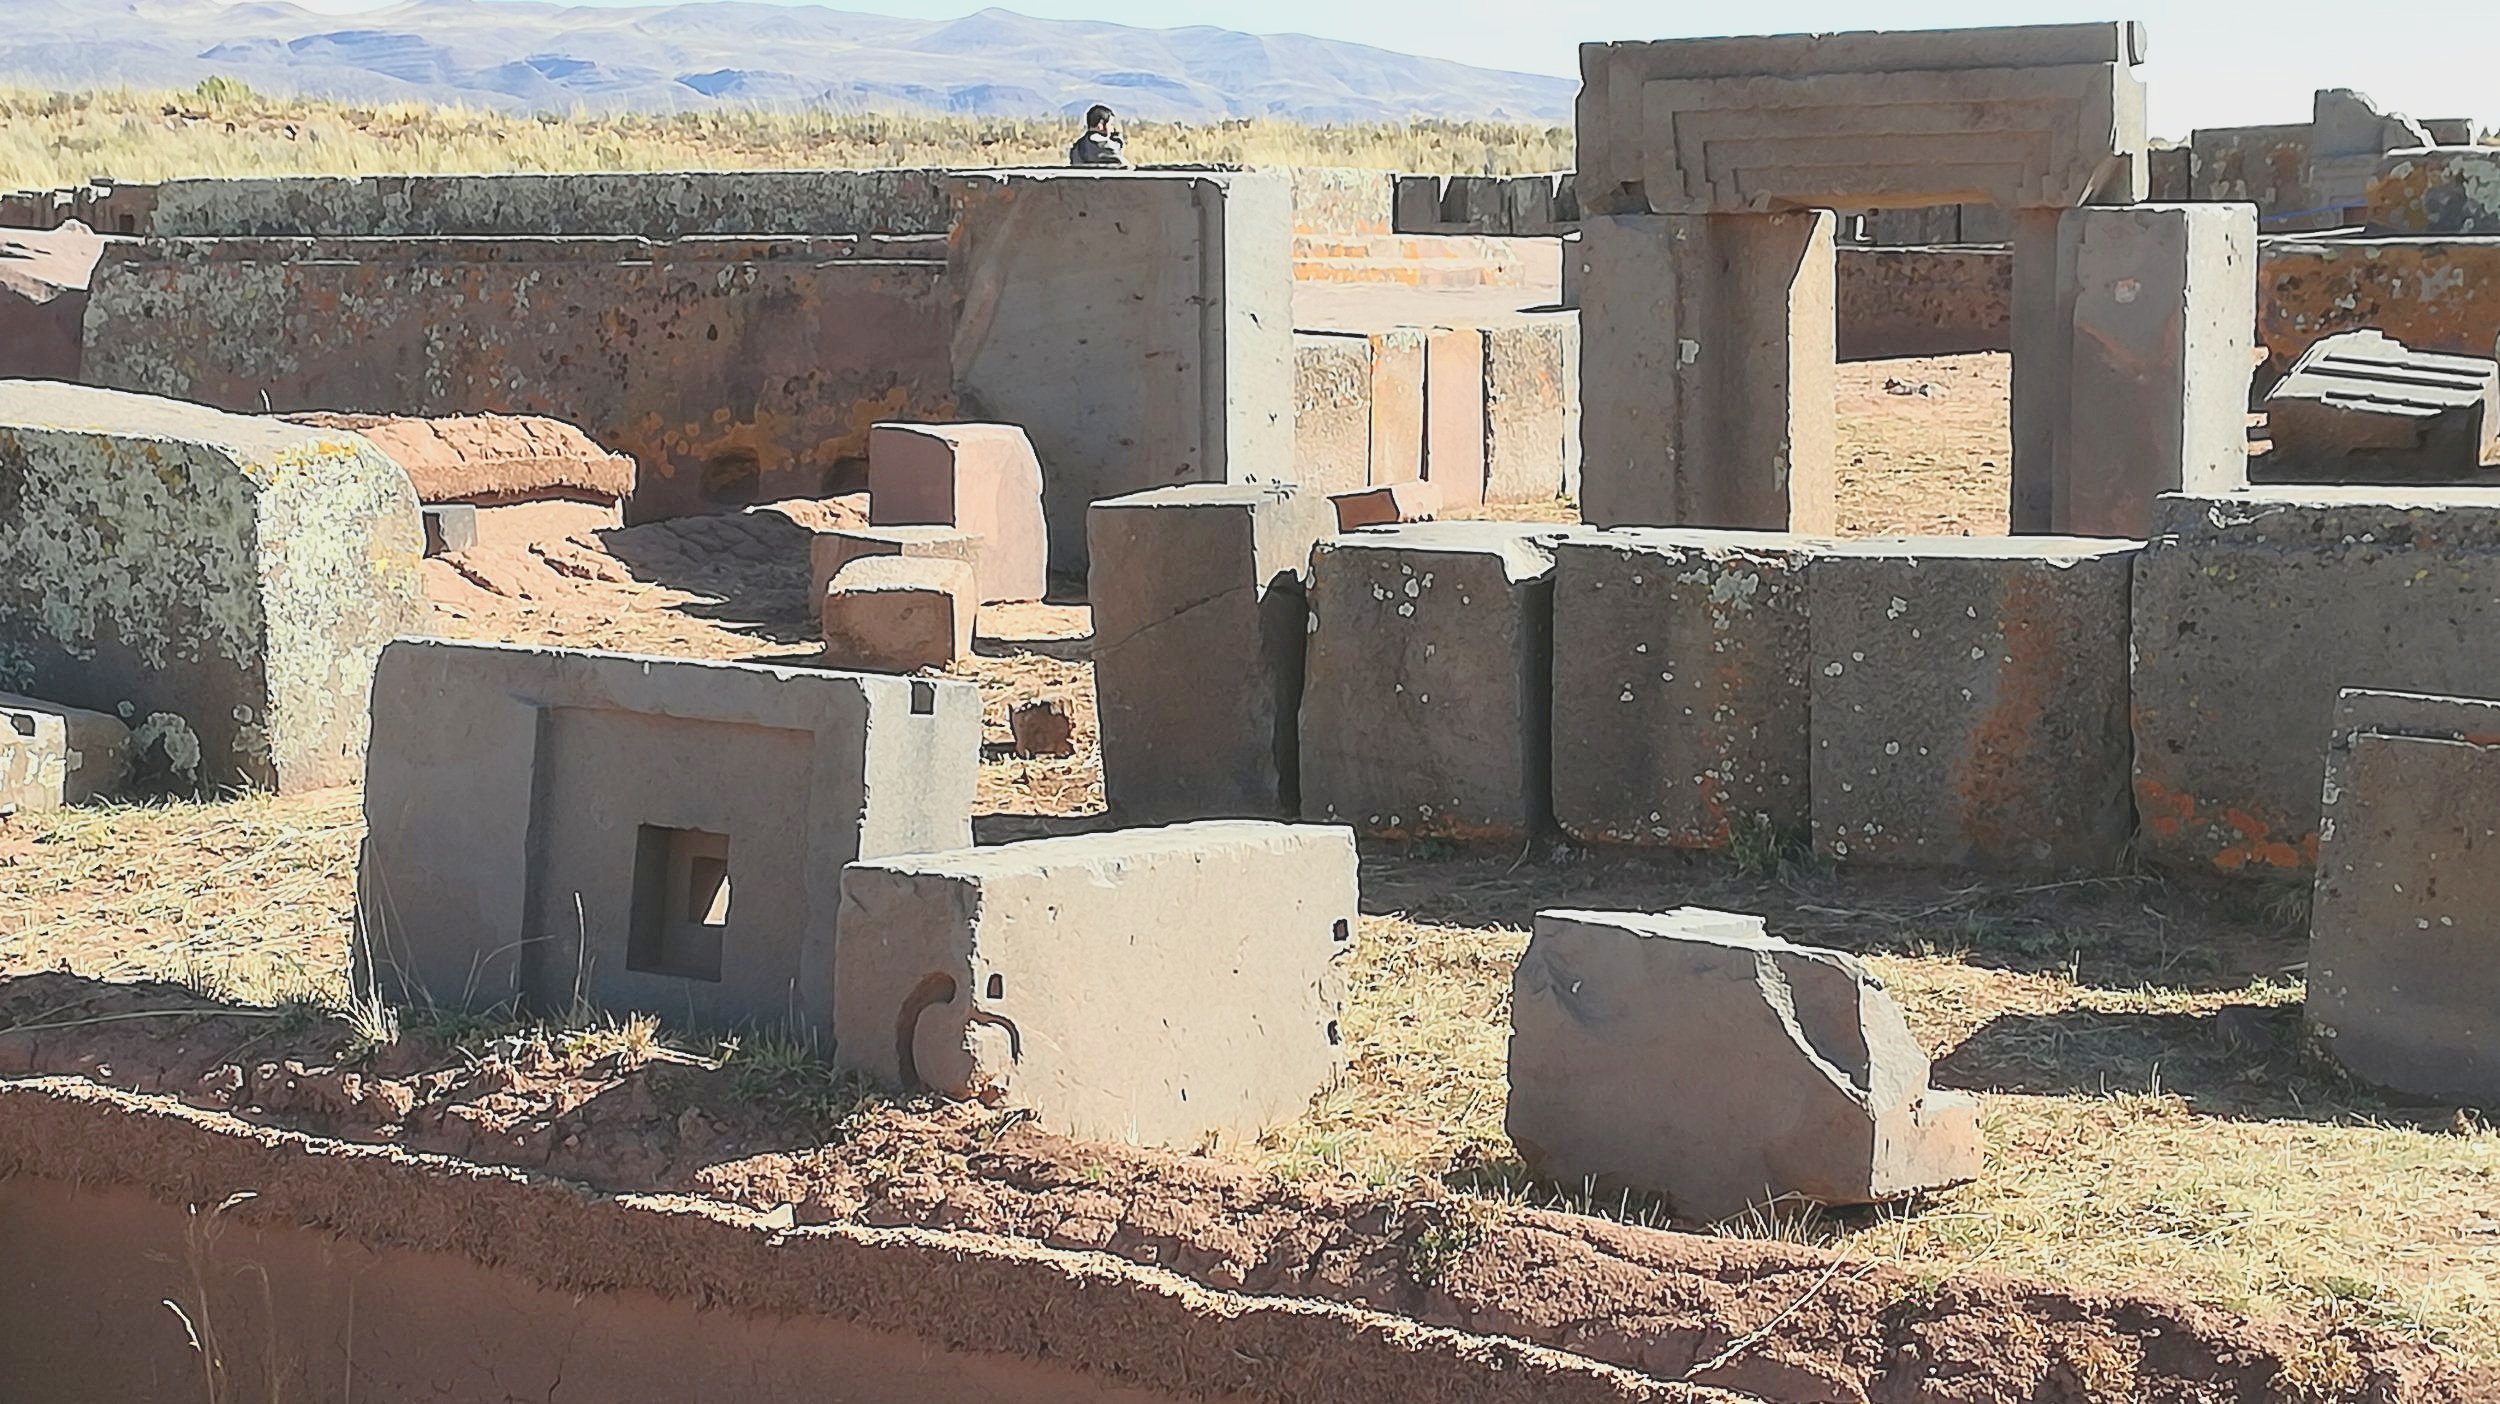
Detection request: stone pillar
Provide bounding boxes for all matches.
[2006,207,2070,534]
[1579,209,1836,532]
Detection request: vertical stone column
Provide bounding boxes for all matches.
[2006,206,2070,534]
[1579,209,1837,532]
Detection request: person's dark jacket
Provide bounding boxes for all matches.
[1069,130,1126,167]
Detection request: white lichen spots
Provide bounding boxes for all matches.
[1620,688,1635,703]
[1969,646,1986,660]
[1850,651,1865,662]
[1884,596,1908,619]
[1823,662,1844,676]
[1403,578,1421,598]
[1397,603,1415,618]
[1884,741,1900,755]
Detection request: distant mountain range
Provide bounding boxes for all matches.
[2,0,1577,122]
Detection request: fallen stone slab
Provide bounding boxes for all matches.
[2261,330,2498,481]
[2309,688,2500,1105]
[358,639,978,1039]
[821,556,975,673]
[835,821,1355,1147]
[867,423,1046,604]
[0,381,423,793]
[1811,537,2136,871]
[1088,482,1333,823]
[280,410,635,507]
[1300,521,1576,840]
[0,692,129,815]
[1507,907,1982,1221]
[1550,529,1818,850]
[809,524,982,614]
[1330,481,1438,531]
[2133,489,2500,876]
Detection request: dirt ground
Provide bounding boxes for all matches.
[4,352,2496,1387]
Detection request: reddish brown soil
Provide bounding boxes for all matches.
[0,973,2463,1404]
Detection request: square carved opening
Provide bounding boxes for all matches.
[628,825,730,982]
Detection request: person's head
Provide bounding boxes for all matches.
[1085,104,1116,134]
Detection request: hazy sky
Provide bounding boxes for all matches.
[255,0,2496,138]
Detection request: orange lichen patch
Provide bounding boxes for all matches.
[2258,239,2500,379]
[2212,807,2311,872]
[2132,774,2196,840]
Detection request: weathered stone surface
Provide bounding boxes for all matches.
[0,381,422,793]
[1367,328,1426,486]
[1088,482,1333,823]
[1291,332,1373,498]
[1423,328,1487,506]
[2047,203,2256,537]
[1835,246,2011,360]
[0,692,129,814]
[2132,490,2500,876]
[2262,330,2498,480]
[83,237,957,523]
[866,422,1047,603]
[835,821,1354,1147]
[1580,210,1837,532]
[1551,529,1818,850]
[1287,166,1394,237]
[277,411,635,508]
[147,170,956,239]
[421,504,476,557]
[1578,22,2145,218]
[810,524,982,613]
[1811,537,2135,870]
[1482,321,1576,502]
[2368,146,2500,237]
[357,639,978,1039]
[945,170,1294,572]
[2310,90,2435,224]
[2259,237,2500,381]
[0,224,102,382]
[2309,688,2500,1104]
[1507,907,1983,1221]
[821,556,976,673]
[1330,481,1438,531]
[1300,522,1575,840]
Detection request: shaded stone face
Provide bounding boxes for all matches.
[2131,490,2500,877]
[356,640,980,1041]
[1506,907,1982,1221]
[2261,329,2499,482]
[2309,690,2500,1105]
[835,821,1356,1148]
[1809,537,2137,872]
[0,380,422,793]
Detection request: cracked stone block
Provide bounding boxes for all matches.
[358,639,978,1041]
[2132,489,2500,877]
[1299,521,1577,840]
[821,556,975,673]
[1507,906,1983,1221]
[0,381,423,792]
[1551,529,1819,850]
[867,422,1047,604]
[836,821,1355,1147]
[1810,537,2135,871]
[0,692,129,814]
[1088,482,1334,823]
[2309,688,2500,1105]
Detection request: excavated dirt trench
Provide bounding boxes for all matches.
[0,974,2469,1404]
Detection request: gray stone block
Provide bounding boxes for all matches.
[2310,688,2500,1104]
[835,821,1355,1147]
[1088,482,1333,823]
[2262,330,2498,481]
[357,639,979,1041]
[0,381,423,793]
[1811,537,2136,870]
[1507,907,1983,1221]
[1300,522,1575,840]
[946,170,1295,572]
[0,691,129,814]
[2132,490,2500,876]
[1550,529,1818,849]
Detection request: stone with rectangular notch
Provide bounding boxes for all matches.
[356,639,979,1041]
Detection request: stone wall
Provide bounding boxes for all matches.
[1834,245,2012,359]
[145,169,955,239]
[2258,236,2500,381]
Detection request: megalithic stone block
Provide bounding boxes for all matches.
[820,556,976,674]
[1422,327,1488,506]
[1300,521,1578,841]
[0,691,130,814]
[1506,907,1983,1221]
[2262,330,2498,481]
[1088,482,1334,823]
[867,422,1047,603]
[835,821,1356,1148]
[1292,331,1374,498]
[1367,328,1426,486]
[2131,490,2500,877]
[810,524,983,612]
[2368,146,2500,236]
[2309,688,2500,1105]
[0,381,423,793]
[1578,210,1837,532]
[1482,321,1574,504]
[1811,537,2136,870]
[1550,529,1818,850]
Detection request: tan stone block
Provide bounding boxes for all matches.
[821,556,975,673]
[867,423,1046,603]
